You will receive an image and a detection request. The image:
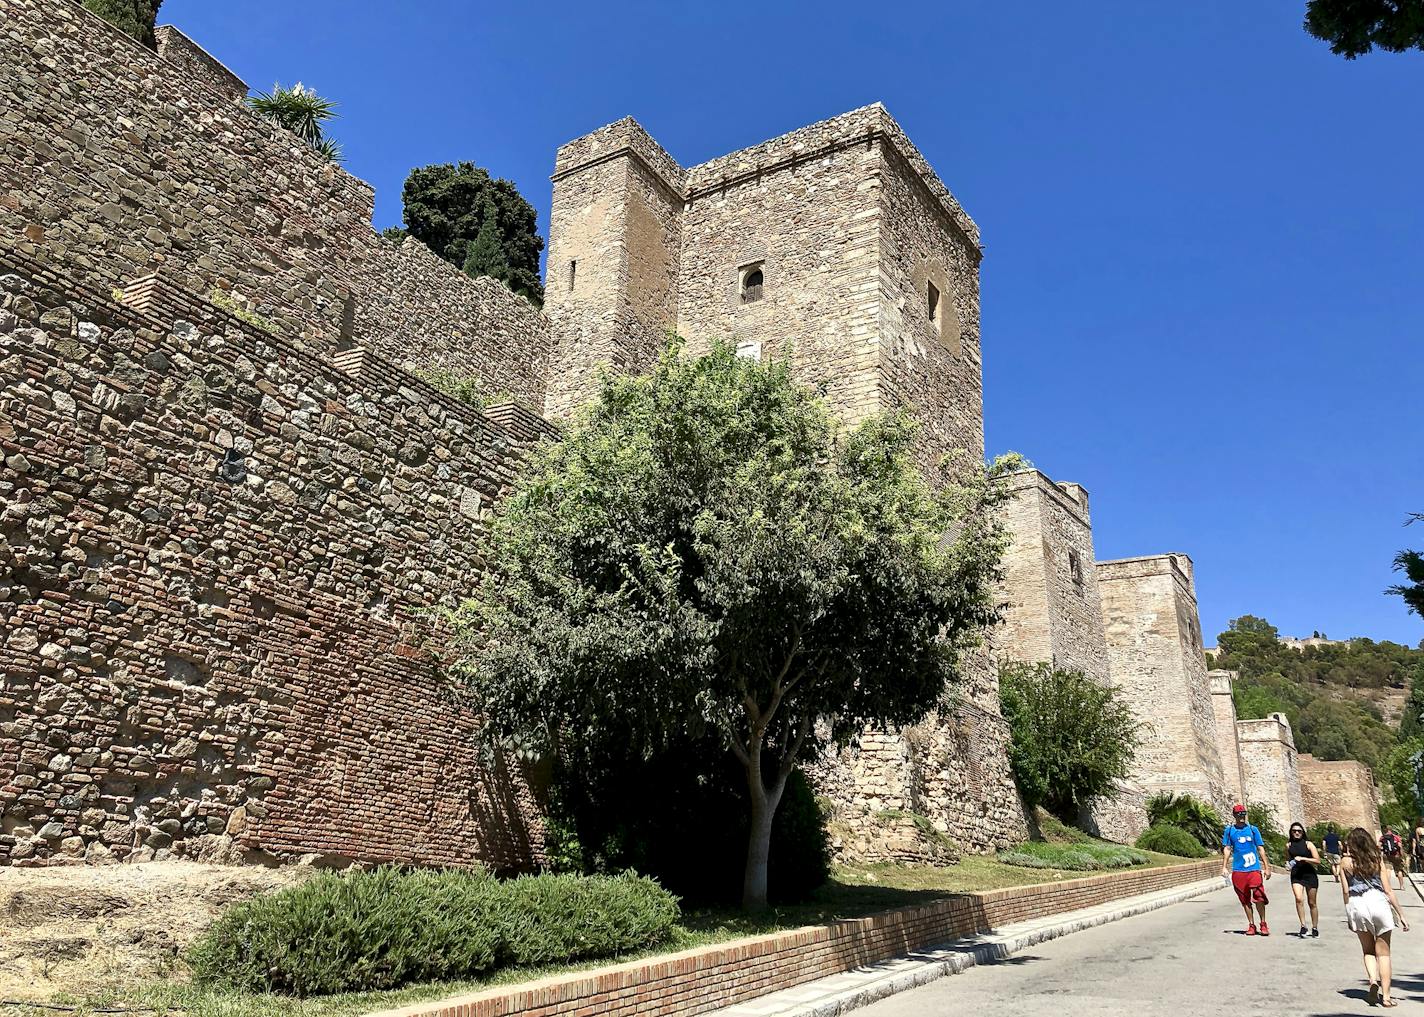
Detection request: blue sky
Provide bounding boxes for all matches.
[165,1,1422,646]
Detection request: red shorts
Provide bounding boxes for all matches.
[1233,870,1268,907]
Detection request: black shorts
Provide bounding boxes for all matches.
[1292,866,1319,890]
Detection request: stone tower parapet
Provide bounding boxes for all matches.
[1236,714,1306,828]
[1097,553,1227,812]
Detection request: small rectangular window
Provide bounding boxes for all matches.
[1069,549,1084,592]
[927,281,941,330]
[568,259,577,291]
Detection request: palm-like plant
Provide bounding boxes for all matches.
[1145,792,1223,848]
[248,83,341,163]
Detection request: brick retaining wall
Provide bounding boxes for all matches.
[369,859,1219,1017]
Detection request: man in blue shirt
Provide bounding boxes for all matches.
[1222,803,1272,935]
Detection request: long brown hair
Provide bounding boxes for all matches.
[1347,827,1381,879]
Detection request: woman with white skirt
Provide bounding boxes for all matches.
[1340,827,1410,1007]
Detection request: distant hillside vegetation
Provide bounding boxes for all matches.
[1210,615,1424,772]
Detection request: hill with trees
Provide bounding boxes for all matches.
[1210,615,1424,772]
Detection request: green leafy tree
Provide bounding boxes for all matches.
[1213,614,1422,768]
[1389,513,1424,618]
[998,662,1142,820]
[82,0,163,48]
[1304,0,1424,58]
[248,84,342,163]
[396,163,544,304]
[450,342,1009,909]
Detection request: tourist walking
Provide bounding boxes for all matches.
[1380,826,1408,891]
[1340,827,1410,1007]
[1411,818,1424,875]
[1222,803,1272,936]
[1287,822,1322,937]
[1323,825,1344,881]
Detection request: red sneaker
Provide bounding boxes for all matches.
[1245,924,1258,936]
[1259,922,1270,936]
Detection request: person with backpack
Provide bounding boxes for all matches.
[1222,803,1272,936]
[1323,825,1344,881]
[1380,826,1408,891]
[1341,826,1410,1007]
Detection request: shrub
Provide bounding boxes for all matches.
[1145,793,1223,848]
[188,867,678,997]
[1135,823,1211,858]
[998,840,1149,871]
[999,661,1141,819]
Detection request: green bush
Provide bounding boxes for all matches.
[1145,793,1223,848]
[188,867,678,997]
[1135,824,1211,858]
[998,840,1149,871]
[999,661,1141,820]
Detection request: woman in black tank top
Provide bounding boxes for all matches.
[1288,822,1322,937]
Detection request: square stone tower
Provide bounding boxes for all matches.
[1236,714,1306,828]
[992,470,1146,842]
[1210,670,1248,805]
[1097,554,1227,812]
[544,105,984,476]
[994,470,1112,681]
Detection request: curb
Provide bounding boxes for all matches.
[717,877,1223,1017]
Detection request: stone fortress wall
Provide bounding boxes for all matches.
[0,0,551,409]
[0,0,1350,867]
[1298,755,1382,835]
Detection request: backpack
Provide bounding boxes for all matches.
[1382,834,1402,857]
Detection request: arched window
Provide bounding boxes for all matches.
[740,264,764,304]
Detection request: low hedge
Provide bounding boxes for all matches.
[998,840,1150,871]
[187,867,679,997]
[1135,823,1211,858]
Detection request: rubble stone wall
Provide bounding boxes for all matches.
[0,252,547,868]
[0,0,551,409]
[1298,755,1380,834]
[1237,714,1306,829]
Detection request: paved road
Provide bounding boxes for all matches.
[862,875,1424,1016]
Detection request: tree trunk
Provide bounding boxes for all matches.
[741,762,786,911]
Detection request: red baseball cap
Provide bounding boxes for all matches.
[1232,803,1248,814]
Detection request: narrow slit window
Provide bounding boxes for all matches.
[927,280,941,330]
[740,264,764,304]
[568,259,577,291]
[1069,549,1084,592]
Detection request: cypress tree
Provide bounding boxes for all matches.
[83,0,164,49]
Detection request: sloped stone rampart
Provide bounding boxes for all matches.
[0,0,551,409]
[1298,755,1380,834]
[0,250,548,869]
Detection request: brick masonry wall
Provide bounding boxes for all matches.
[0,250,548,868]
[1,0,551,410]
[1237,715,1306,829]
[368,860,1219,1017]
[1298,755,1380,833]
[1097,555,1227,813]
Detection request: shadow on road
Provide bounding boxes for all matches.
[978,954,1041,966]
